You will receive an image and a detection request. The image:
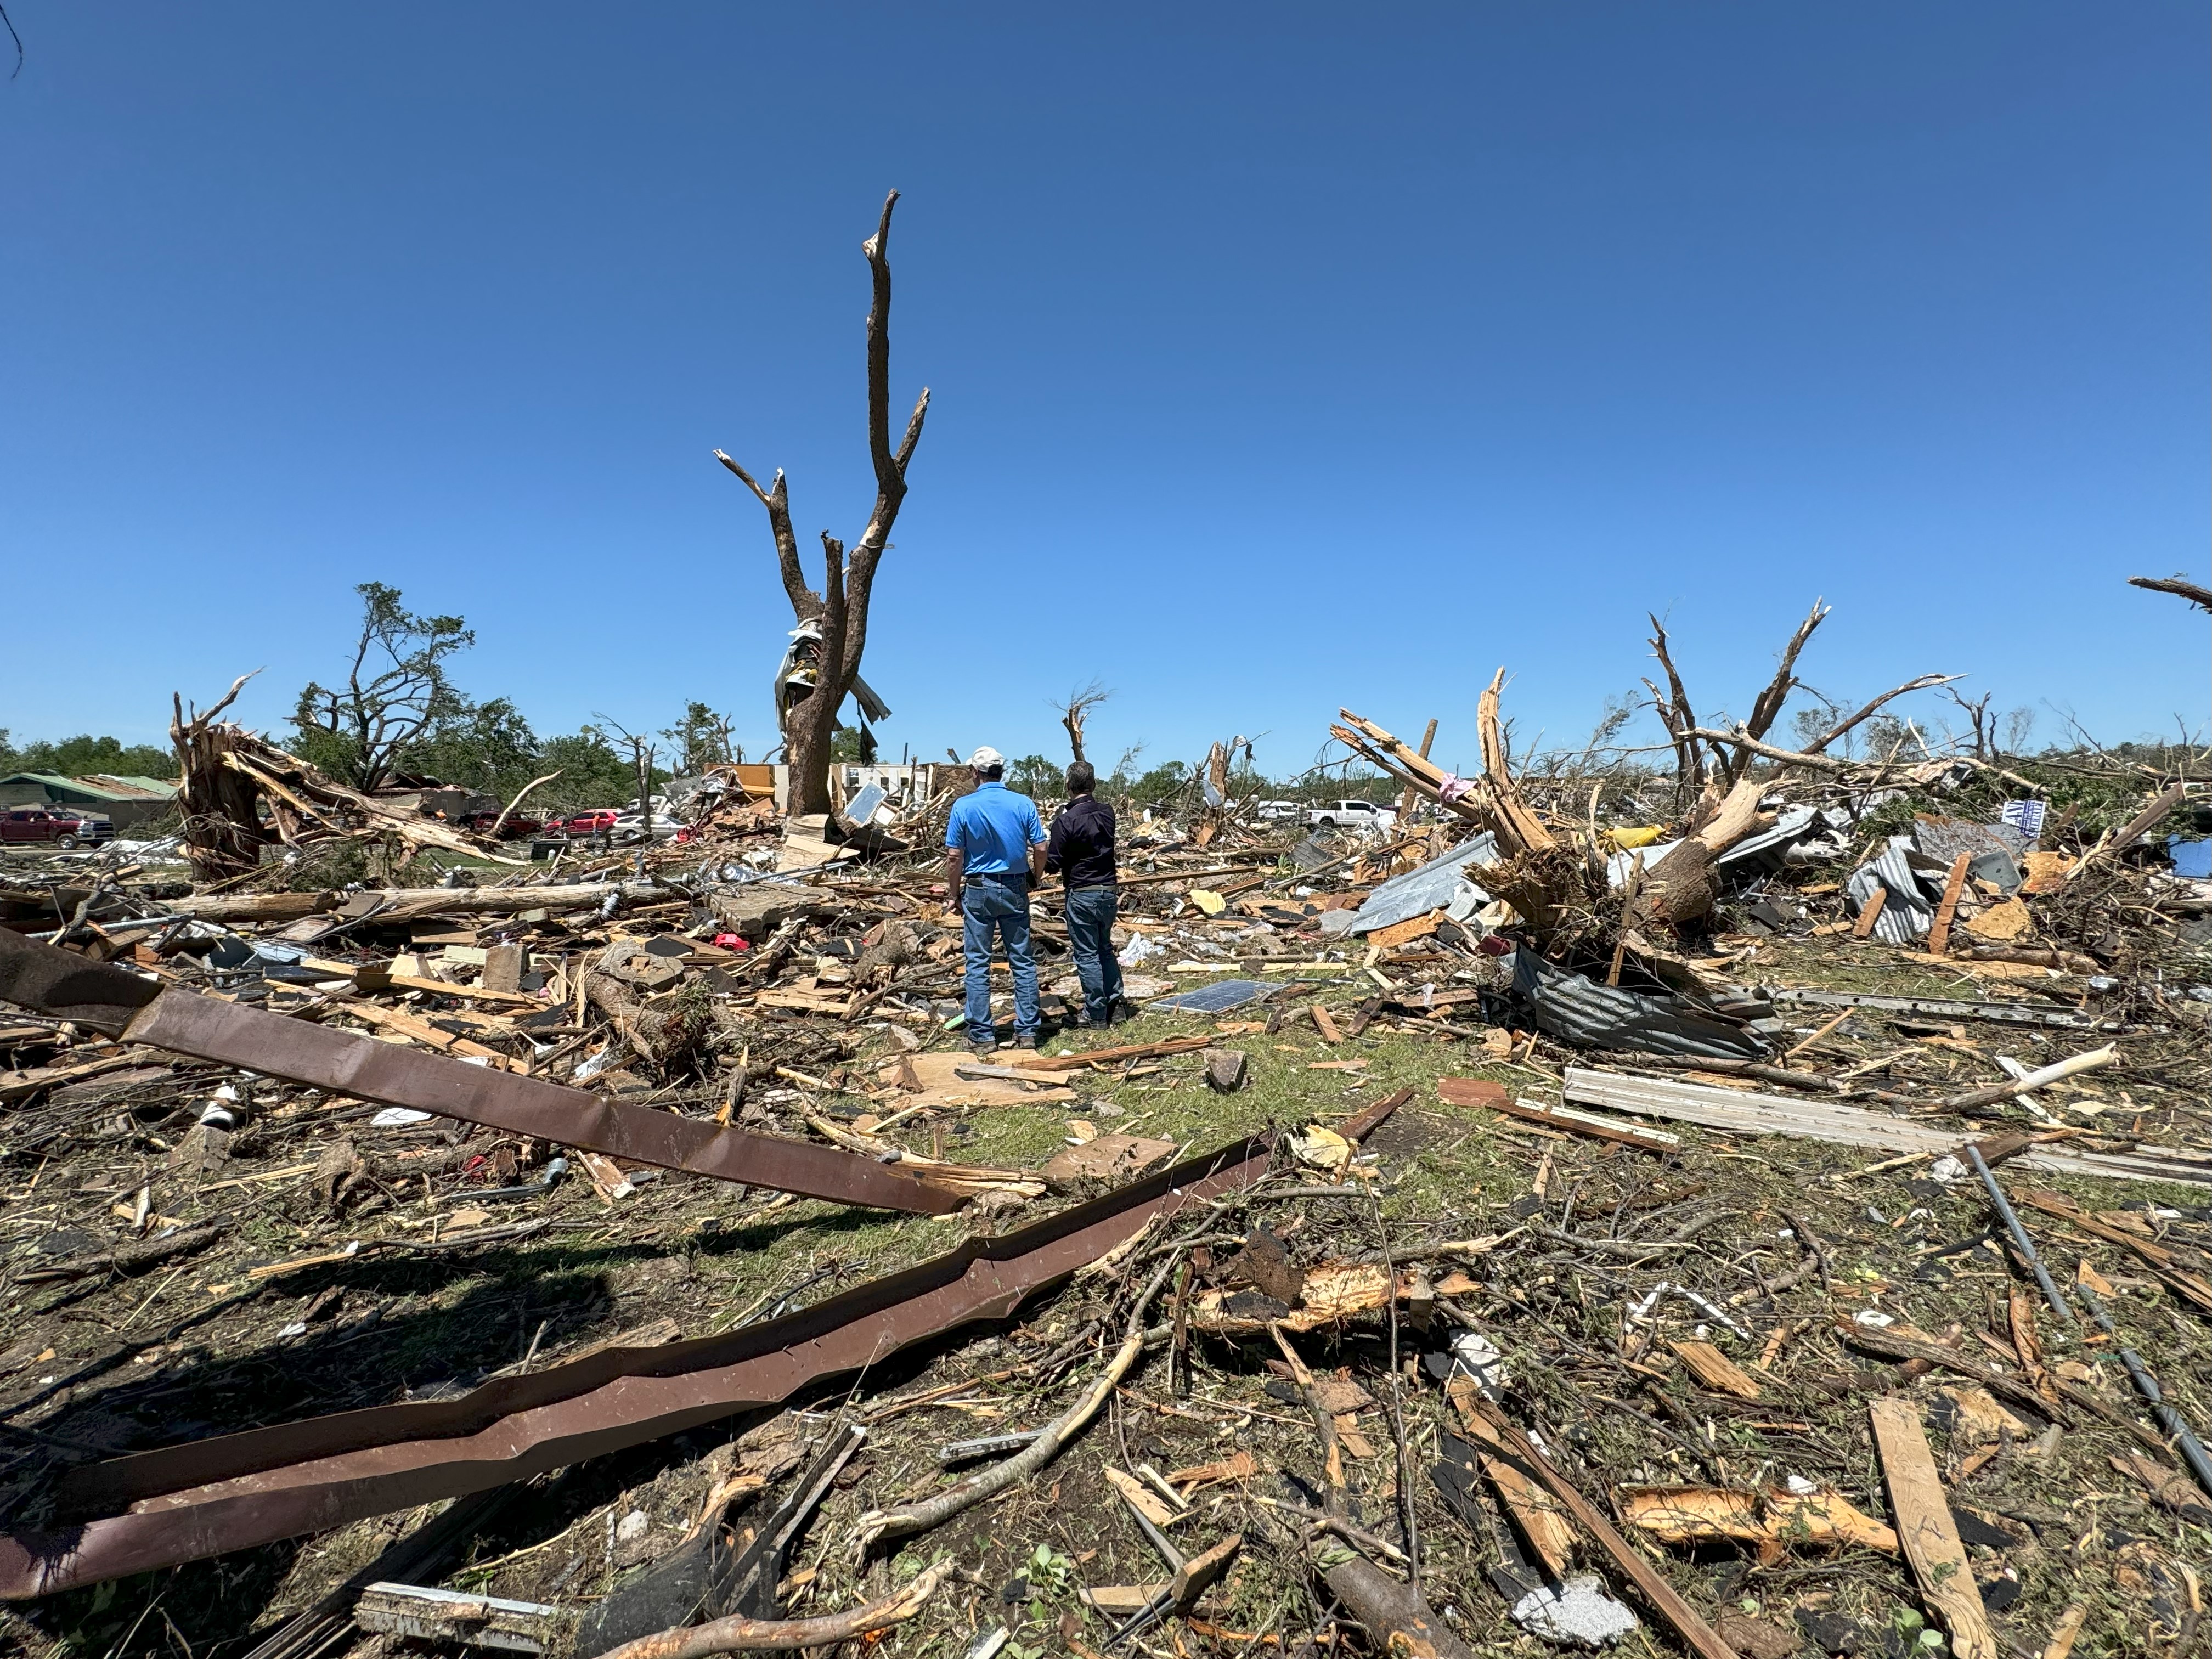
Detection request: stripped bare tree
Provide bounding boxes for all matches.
[1055,680,1111,765]
[715,191,930,820]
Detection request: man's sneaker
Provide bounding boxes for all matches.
[1013,1032,1039,1050]
[968,1037,998,1056]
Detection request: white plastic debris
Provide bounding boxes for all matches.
[1116,933,1165,967]
[1854,1308,1896,1329]
[1928,1156,1968,1184]
[1449,1330,1511,1398]
[370,1108,435,1127]
[1785,1474,1820,1496]
[1511,1576,1640,1647]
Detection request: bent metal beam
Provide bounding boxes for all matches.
[0,927,962,1216]
[0,1138,1270,1598]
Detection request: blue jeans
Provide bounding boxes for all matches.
[961,874,1039,1040]
[1064,886,1124,1025]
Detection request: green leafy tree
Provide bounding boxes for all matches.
[1122,760,1190,808]
[0,731,176,780]
[539,726,652,810]
[407,697,541,798]
[662,702,742,775]
[292,582,476,791]
[1005,754,1060,799]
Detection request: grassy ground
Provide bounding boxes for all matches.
[3,965,2208,1657]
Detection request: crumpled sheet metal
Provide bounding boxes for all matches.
[1844,837,1950,946]
[1,1138,1271,1598]
[1350,833,1498,935]
[1508,950,1767,1061]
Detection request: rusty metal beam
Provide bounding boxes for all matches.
[122,992,963,1215]
[1,1139,1269,1598]
[0,928,960,1215]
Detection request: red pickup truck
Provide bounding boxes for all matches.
[1,806,113,847]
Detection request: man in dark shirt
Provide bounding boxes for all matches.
[1044,760,1126,1028]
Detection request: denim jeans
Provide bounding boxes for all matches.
[1063,885,1124,1025]
[961,874,1039,1040]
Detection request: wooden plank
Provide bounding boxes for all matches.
[1439,1078,1679,1152]
[381,971,541,1007]
[1668,1339,1762,1400]
[1367,912,1440,950]
[1926,853,1972,957]
[1869,1396,1995,1659]
[354,1581,568,1653]
[332,999,514,1064]
[1310,1004,1343,1044]
[1852,884,1889,940]
[1464,1400,1746,1659]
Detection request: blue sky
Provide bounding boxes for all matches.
[3,4,2205,782]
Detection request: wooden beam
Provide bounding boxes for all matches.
[1925,853,1971,958]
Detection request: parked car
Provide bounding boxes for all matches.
[1305,799,1397,831]
[552,809,620,838]
[1,806,114,847]
[1252,800,1302,822]
[608,812,682,844]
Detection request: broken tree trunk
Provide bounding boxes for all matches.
[171,676,278,883]
[715,190,929,821]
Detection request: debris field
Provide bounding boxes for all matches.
[2,606,2209,1659]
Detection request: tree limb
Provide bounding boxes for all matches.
[2129,574,2212,613]
[488,770,563,839]
[1705,599,1830,787]
[714,454,821,620]
[839,189,929,690]
[1800,673,1960,756]
[596,1559,952,1659]
[1475,671,1558,854]
[854,1255,1176,1550]
[1645,615,1707,794]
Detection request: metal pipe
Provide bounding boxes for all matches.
[1971,1148,2212,1500]
[2073,1282,2212,1500]
[1965,1143,2073,1323]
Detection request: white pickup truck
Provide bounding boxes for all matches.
[1305,799,1397,831]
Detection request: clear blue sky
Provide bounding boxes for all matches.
[4,4,2205,782]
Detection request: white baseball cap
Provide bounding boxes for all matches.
[968,746,1004,770]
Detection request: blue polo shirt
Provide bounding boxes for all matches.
[946,782,1047,876]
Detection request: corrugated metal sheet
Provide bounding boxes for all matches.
[1844,837,1950,945]
[1508,950,1767,1060]
[1350,834,1497,935]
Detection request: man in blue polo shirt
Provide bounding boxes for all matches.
[944,746,1048,1053]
